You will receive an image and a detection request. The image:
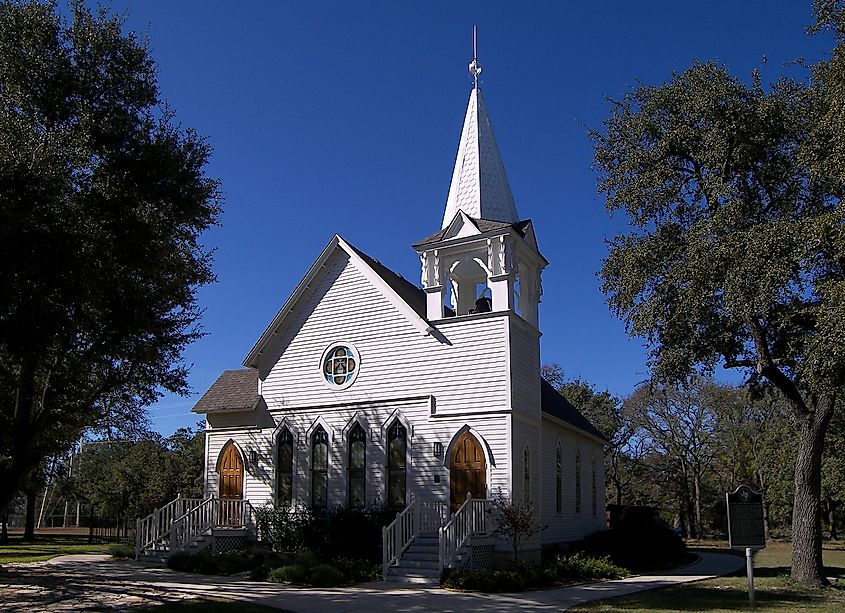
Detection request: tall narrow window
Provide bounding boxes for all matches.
[523,446,531,505]
[592,453,598,516]
[348,424,366,510]
[311,426,328,510]
[277,428,293,506]
[387,421,407,509]
[555,444,562,514]
[575,450,582,514]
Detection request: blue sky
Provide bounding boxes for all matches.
[95,1,832,435]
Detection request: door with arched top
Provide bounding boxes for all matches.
[218,443,244,526]
[450,431,487,512]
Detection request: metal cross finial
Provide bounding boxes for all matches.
[468,25,482,88]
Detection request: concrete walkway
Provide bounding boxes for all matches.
[0,551,746,612]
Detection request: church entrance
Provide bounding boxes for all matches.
[218,443,244,526]
[450,431,487,512]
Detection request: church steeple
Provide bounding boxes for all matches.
[441,32,519,229]
[414,32,546,329]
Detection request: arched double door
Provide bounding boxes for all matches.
[450,431,487,512]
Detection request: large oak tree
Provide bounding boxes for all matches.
[0,1,220,513]
[592,7,843,586]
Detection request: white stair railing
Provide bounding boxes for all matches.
[438,494,491,572]
[382,499,422,579]
[416,499,449,534]
[171,496,216,553]
[135,495,203,558]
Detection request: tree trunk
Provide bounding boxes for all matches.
[758,472,771,542]
[791,397,835,587]
[24,486,37,541]
[693,466,703,539]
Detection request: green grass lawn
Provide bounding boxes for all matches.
[572,540,845,612]
[0,534,111,563]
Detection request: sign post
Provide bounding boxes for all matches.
[726,485,766,608]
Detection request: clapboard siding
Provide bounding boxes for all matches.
[259,250,510,414]
[201,243,605,549]
[540,417,606,544]
[205,398,510,509]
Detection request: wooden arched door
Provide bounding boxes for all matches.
[450,431,487,512]
[218,443,244,500]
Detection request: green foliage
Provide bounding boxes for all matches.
[575,526,687,572]
[592,23,844,585]
[254,503,390,563]
[107,542,135,559]
[308,563,347,587]
[0,0,220,511]
[69,426,205,521]
[167,550,263,575]
[549,552,627,581]
[264,550,374,587]
[442,569,535,592]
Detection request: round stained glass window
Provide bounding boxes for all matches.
[321,344,359,389]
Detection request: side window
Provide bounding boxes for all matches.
[311,426,329,509]
[348,424,366,510]
[277,428,293,506]
[387,421,407,510]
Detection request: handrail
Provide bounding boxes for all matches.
[171,497,215,553]
[439,494,490,572]
[135,495,203,558]
[382,500,418,580]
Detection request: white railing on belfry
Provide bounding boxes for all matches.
[439,493,491,572]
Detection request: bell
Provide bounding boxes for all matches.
[474,296,492,313]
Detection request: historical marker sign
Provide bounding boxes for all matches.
[726,485,766,550]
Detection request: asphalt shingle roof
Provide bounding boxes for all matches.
[192,369,259,413]
[540,378,608,442]
[413,217,531,248]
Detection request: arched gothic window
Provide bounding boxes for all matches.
[348,424,366,510]
[591,453,598,516]
[311,426,328,510]
[387,421,407,509]
[575,450,582,514]
[277,428,293,506]
[555,444,562,514]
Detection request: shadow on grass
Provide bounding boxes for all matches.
[596,581,827,611]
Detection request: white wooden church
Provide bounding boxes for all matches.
[136,52,607,580]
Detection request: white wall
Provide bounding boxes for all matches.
[205,248,515,508]
[539,416,607,545]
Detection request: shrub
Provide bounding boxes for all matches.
[309,563,346,587]
[166,550,263,575]
[550,552,626,581]
[254,503,392,564]
[268,563,310,584]
[332,556,382,583]
[107,543,135,559]
[442,567,557,592]
[574,525,687,572]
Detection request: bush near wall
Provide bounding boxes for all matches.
[265,550,380,587]
[254,504,392,563]
[167,549,264,575]
[573,525,688,571]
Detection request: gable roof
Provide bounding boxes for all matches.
[413,215,532,248]
[243,235,435,368]
[346,244,427,319]
[441,86,519,228]
[192,369,259,413]
[540,378,607,443]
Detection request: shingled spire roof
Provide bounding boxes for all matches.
[441,85,519,229]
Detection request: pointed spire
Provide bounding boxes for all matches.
[441,31,519,229]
